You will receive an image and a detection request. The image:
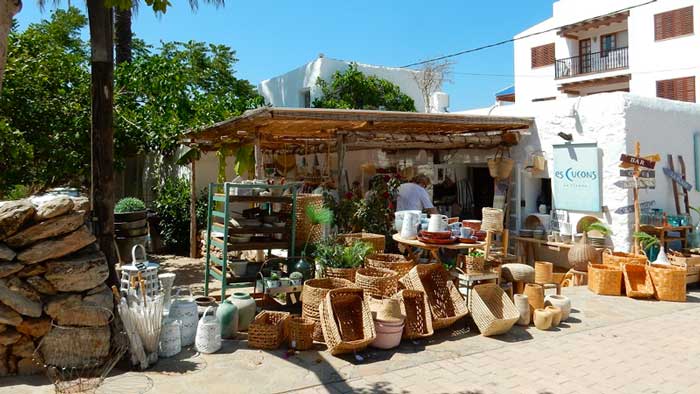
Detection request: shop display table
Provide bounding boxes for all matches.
[392,233,485,264]
[513,236,607,265]
[639,225,691,249]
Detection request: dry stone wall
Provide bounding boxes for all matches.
[0,195,112,377]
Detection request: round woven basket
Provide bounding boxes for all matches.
[523,283,544,316]
[301,278,357,342]
[282,194,324,247]
[481,208,504,232]
[365,253,415,277]
[337,233,386,253]
[534,261,554,284]
[501,263,535,282]
[355,267,399,299]
[287,316,316,350]
[648,264,686,302]
[323,267,358,282]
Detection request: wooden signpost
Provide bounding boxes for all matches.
[619,154,659,169]
[614,179,656,189]
[619,169,655,178]
[662,167,693,191]
[614,200,655,215]
[620,142,659,254]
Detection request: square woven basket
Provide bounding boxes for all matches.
[469,283,519,336]
[248,311,290,350]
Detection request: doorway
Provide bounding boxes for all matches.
[579,38,592,74]
[469,167,494,220]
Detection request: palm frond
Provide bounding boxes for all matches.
[633,231,659,249]
[586,222,613,236]
[305,204,333,226]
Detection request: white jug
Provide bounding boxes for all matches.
[169,288,198,346]
[428,214,449,232]
[400,212,420,240]
[195,306,222,354]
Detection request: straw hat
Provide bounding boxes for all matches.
[371,298,405,323]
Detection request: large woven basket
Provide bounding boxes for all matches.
[622,264,654,299]
[648,264,686,302]
[301,278,357,342]
[337,233,386,253]
[481,208,504,232]
[365,253,415,277]
[523,283,544,316]
[603,250,647,268]
[535,261,554,284]
[323,267,358,282]
[392,289,433,339]
[501,263,535,283]
[469,283,520,336]
[248,311,290,350]
[588,264,622,296]
[288,316,316,351]
[319,288,376,355]
[399,264,469,330]
[459,254,486,274]
[284,194,324,247]
[487,150,514,180]
[355,267,398,299]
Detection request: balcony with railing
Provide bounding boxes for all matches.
[555,47,629,80]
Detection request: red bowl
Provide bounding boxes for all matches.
[462,220,482,231]
[419,230,452,239]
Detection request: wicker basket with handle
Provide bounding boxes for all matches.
[248,311,290,350]
[355,267,399,299]
[287,316,316,350]
[588,264,622,296]
[337,233,386,253]
[301,278,357,342]
[487,149,514,180]
[392,289,433,339]
[469,283,520,336]
[622,264,654,299]
[319,288,376,355]
[603,250,647,268]
[399,263,468,330]
[365,253,415,277]
[648,264,686,302]
[481,208,504,232]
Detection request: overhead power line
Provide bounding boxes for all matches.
[450,65,700,80]
[401,0,658,68]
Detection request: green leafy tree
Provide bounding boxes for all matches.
[313,63,416,112]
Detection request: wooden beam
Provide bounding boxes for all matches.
[336,133,346,196]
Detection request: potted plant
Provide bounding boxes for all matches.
[585,222,612,247]
[114,197,147,222]
[289,271,304,286]
[313,238,373,281]
[266,272,281,288]
[114,197,149,264]
[300,205,333,280]
[633,232,668,264]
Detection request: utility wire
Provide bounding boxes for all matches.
[401,0,658,68]
[450,65,700,80]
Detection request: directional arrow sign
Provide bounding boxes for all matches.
[614,179,656,189]
[619,169,655,178]
[620,154,657,169]
[614,200,655,215]
[663,167,693,190]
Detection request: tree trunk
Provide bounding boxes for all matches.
[87,0,118,287]
[0,0,21,94]
[114,7,132,65]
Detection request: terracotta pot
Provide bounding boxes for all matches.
[545,295,571,321]
[371,320,404,350]
[546,305,562,327]
[533,308,552,330]
[523,283,544,317]
[513,294,530,326]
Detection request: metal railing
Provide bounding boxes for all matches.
[555,47,628,79]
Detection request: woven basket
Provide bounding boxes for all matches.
[481,208,504,232]
[319,288,376,355]
[588,264,622,296]
[603,250,647,268]
[323,267,358,282]
[355,267,398,299]
[399,263,469,330]
[535,261,554,284]
[648,264,686,302]
[301,278,357,342]
[458,254,486,274]
[392,290,433,339]
[337,233,386,253]
[523,283,544,316]
[469,283,520,336]
[623,264,654,299]
[248,311,290,350]
[284,194,324,247]
[501,263,535,283]
[487,149,514,180]
[365,253,415,277]
[568,233,601,271]
[288,316,315,350]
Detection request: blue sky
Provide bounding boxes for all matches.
[16,1,554,111]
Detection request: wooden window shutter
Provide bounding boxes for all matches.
[655,6,694,40]
[656,77,696,103]
[531,43,555,68]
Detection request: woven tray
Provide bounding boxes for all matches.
[469,283,519,336]
[355,267,398,299]
[392,289,433,339]
[301,278,357,342]
[248,311,290,350]
[399,263,468,330]
[365,253,415,277]
[319,288,376,355]
[588,264,622,296]
[622,264,654,299]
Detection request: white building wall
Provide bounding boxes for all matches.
[513,20,560,103]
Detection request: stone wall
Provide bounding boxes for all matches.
[0,196,112,376]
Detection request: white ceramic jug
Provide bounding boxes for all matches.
[400,212,420,239]
[169,288,198,346]
[195,306,222,354]
[428,214,449,232]
[159,318,182,358]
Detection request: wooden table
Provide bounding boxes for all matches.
[392,233,485,264]
[640,225,691,250]
[513,236,607,265]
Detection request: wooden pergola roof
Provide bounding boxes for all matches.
[181,107,533,153]
[558,11,629,39]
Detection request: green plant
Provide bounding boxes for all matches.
[114,197,146,213]
[153,178,191,254]
[634,232,660,250]
[303,204,333,256]
[311,239,373,269]
[468,249,485,258]
[270,272,279,280]
[341,241,374,268]
[586,222,613,236]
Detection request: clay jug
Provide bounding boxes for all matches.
[229,292,256,331]
[546,305,562,327]
[513,294,530,326]
[533,308,552,330]
[216,298,239,339]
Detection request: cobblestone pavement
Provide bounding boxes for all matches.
[3,286,700,394]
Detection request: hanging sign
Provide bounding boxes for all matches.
[619,154,658,169]
[553,143,601,212]
[614,179,656,189]
[662,167,693,190]
[619,169,655,178]
[614,200,655,215]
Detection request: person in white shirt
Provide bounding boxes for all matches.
[396,174,438,214]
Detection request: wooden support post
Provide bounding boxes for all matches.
[336,133,347,196]
[633,142,641,255]
[189,157,197,258]
[254,131,264,179]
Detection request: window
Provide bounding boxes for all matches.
[655,6,694,41]
[301,89,311,108]
[600,33,617,56]
[531,43,555,68]
[656,76,696,103]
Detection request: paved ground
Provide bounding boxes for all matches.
[3,281,700,393]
